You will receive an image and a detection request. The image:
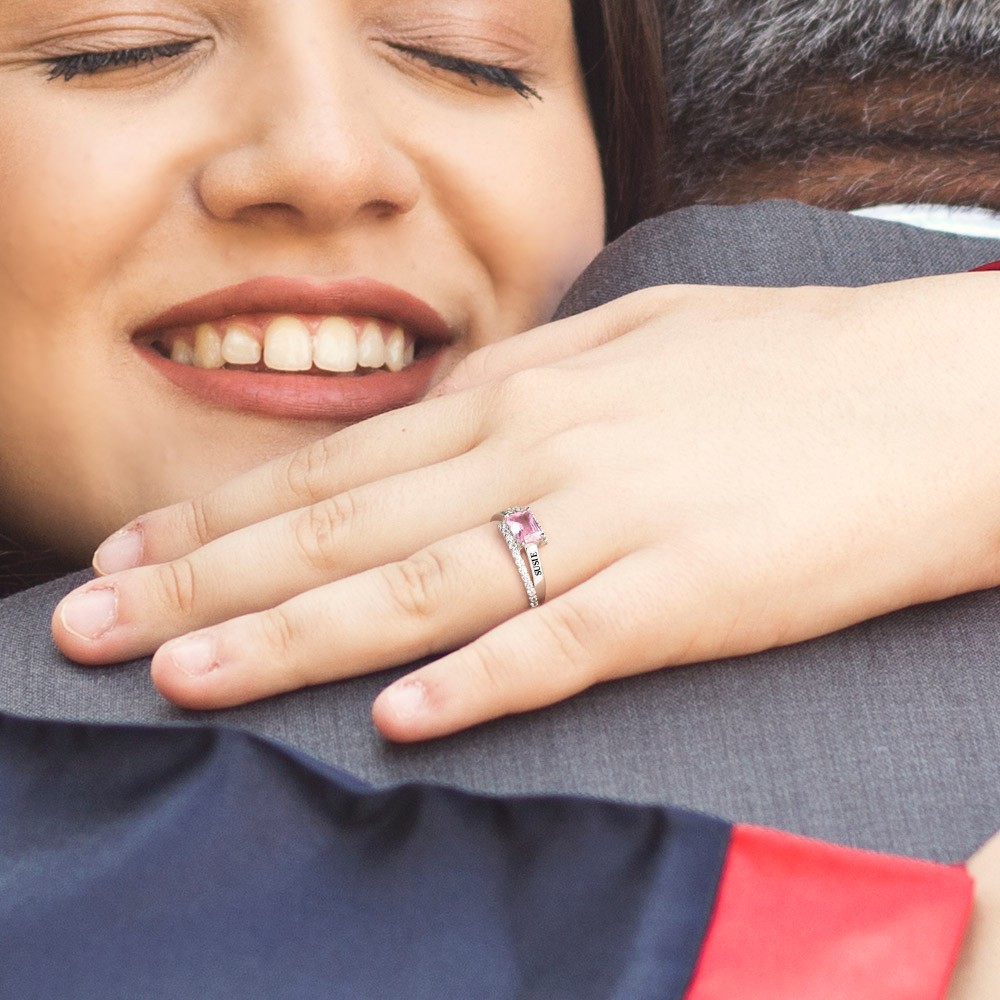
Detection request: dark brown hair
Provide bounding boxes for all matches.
[0,540,71,598]
[575,0,670,238]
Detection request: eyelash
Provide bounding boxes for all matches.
[388,44,541,102]
[45,41,198,82]
[43,39,541,101]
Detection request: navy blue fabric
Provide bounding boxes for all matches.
[0,712,729,999]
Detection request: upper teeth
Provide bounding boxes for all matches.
[168,315,417,374]
[221,324,262,366]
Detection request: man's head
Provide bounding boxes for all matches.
[661,0,1000,208]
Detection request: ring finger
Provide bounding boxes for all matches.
[148,495,606,708]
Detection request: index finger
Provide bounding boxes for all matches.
[93,388,486,572]
[426,286,681,398]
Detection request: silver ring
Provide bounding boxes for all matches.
[492,507,547,608]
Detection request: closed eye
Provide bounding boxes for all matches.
[44,41,199,82]
[387,43,541,102]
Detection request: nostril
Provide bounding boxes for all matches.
[217,201,322,232]
[370,199,401,219]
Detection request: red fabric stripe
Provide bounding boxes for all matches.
[685,825,973,1000]
[972,260,1000,271]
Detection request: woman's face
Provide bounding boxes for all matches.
[0,0,604,559]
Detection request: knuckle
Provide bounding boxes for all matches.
[282,437,337,505]
[257,606,298,662]
[155,558,199,618]
[464,642,517,698]
[380,549,449,621]
[291,494,356,572]
[493,368,542,411]
[539,602,597,677]
[178,494,215,548]
[443,345,497,390]
[530,425,592,479]
[633,283,687,315]
[491,368,566,429]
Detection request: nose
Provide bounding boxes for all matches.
[196,31,421,232]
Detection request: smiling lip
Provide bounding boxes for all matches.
[134,277,453,421]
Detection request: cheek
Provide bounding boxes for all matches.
[420,104,605,341]
[0,93,200,552]
[0,98,188,318]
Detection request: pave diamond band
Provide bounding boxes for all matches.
[493,507,547,608]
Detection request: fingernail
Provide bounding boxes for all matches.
[164,634,219,677]
[383,680,428,721]
[94,526,143,575]
[60,587,118,641]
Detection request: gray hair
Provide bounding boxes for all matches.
[661,0,1000,205]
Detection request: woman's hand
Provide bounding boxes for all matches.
[52,274,1000,740]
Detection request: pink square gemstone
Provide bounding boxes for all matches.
[507,509,544,546]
